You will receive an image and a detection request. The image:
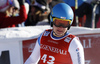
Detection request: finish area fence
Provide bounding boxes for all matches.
[0,26,100,64]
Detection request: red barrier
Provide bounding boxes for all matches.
[22,33,100,64]
[76,33,100,64]
[22,39,37,62]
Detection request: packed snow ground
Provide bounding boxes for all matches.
[0,25,100,40]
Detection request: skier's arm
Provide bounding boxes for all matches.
[24,40,40,64]
[68,37,85,64]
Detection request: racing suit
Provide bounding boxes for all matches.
[24,29,85,64]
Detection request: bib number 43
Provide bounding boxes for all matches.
[41,54,55,64]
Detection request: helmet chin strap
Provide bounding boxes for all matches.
[53,31,67,37]
[53,31,58,36]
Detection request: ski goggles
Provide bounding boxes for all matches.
[53,17,71,28]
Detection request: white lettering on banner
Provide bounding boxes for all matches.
[82,39,91,48]
[28,43,36,52]
[85,60,91,64]
[40,44,67,55]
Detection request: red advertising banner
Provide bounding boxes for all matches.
[22,38,37,63]
[76,33,100,64]
[22,33,100,64]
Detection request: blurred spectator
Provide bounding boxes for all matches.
[16,2,29,27]
[49,0,64,9]
[12,0,20,16]
[93,1,100,28]
[25,0,51,26]
[24,3,29,15]
[63,0,84,26]
[25,0,31,5]
[75,0,100,28]
[0,0,27,29]
[97,17,100,28]
[63,0,84,7]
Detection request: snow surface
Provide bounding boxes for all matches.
[0,25,100,41]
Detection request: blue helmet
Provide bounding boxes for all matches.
[50,3,74,27]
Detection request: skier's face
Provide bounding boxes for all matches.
[52,18,70,37]
[53,24,68,37]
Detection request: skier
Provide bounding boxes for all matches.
[24,3,85,64]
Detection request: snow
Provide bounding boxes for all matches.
[0,25,100,41]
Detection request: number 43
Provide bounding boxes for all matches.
[41,54,55,64]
